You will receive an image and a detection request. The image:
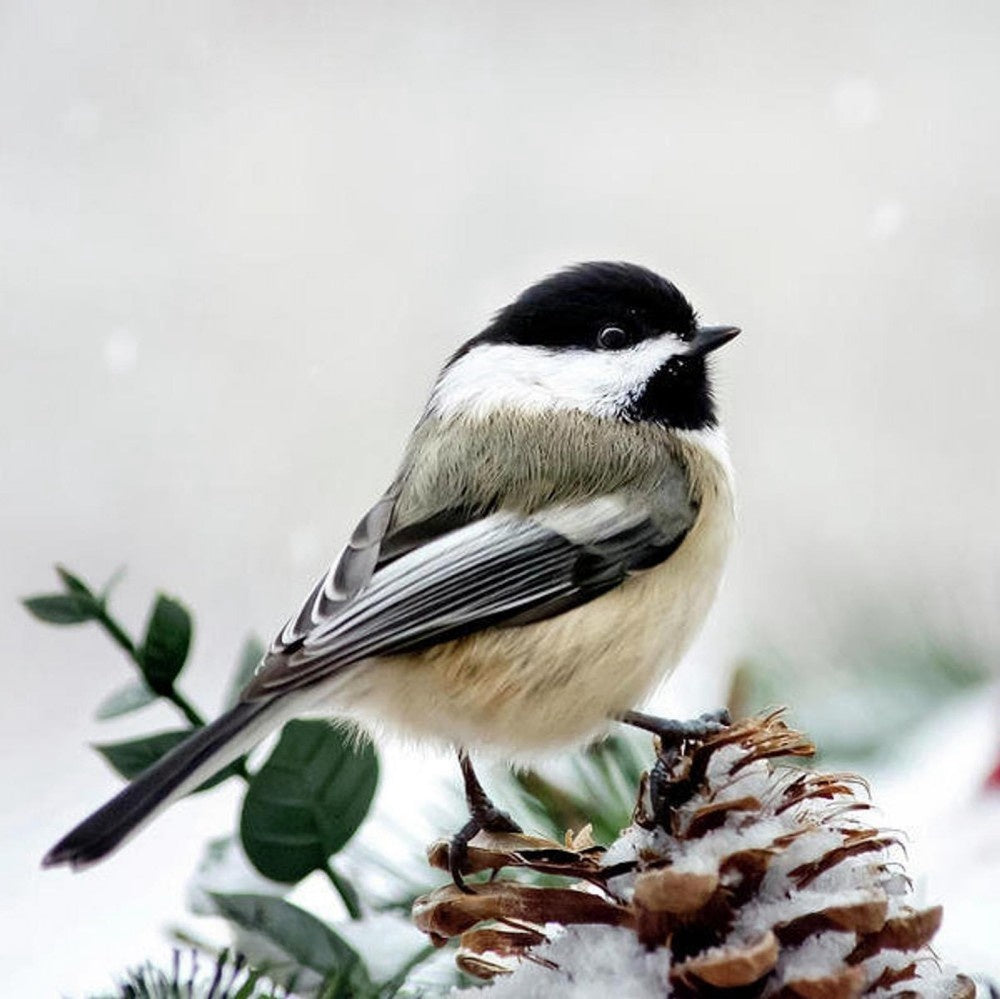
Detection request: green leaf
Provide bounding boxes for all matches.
[22,592,99,624]
[227,635,266,707]
[241,720,378,883]
[55,565,95,597]
[94,680,158,720]
[99,565,126,602]
[211,893,371,989]
[139,594,192,693]
[94,729,241,792]
[95,729,189,780]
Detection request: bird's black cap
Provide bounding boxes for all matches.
[476,261,698,352]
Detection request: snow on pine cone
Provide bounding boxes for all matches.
[413,710,974,998]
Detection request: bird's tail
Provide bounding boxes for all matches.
[43,697,288,870]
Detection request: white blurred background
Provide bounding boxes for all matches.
[2,1,999,993]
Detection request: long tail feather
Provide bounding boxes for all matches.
[43,698,286,870]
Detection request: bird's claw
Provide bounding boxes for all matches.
[448,755,523,893]
[619,707,732,746]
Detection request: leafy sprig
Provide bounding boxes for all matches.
[27,566,386,989]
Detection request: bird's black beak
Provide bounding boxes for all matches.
[687,325,741,357]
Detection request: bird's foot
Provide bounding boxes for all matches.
[619,707,731,746]
[448,751,522,893]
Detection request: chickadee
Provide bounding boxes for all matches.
[44,261,739,876]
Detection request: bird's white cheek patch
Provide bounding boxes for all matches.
[431,338,686,420]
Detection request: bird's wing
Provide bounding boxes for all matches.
[243,491,694,700]
[274,490,400,649]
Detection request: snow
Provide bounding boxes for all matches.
[775,931,856,982]
[476,925,673,999]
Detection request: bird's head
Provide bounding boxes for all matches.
[433,261,739,430]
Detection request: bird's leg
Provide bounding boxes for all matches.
[447,750,522,893]
[618,707,731,745]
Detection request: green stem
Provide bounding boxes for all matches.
[165,688,205,728]
[97,605,210,731]
[95,607,138,658]
[323,861,362,920]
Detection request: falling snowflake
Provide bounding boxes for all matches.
[104,328,138,374]
[868,202,906,241]
[831,79,882,128]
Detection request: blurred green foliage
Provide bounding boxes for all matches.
[729,621,992,762]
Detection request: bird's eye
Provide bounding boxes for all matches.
[597,325,629,350]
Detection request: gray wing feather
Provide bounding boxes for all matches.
[278,491,398,649]
[332,493,397,593]
[245,494,691,700]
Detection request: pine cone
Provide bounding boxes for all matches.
[413,711,974,997]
